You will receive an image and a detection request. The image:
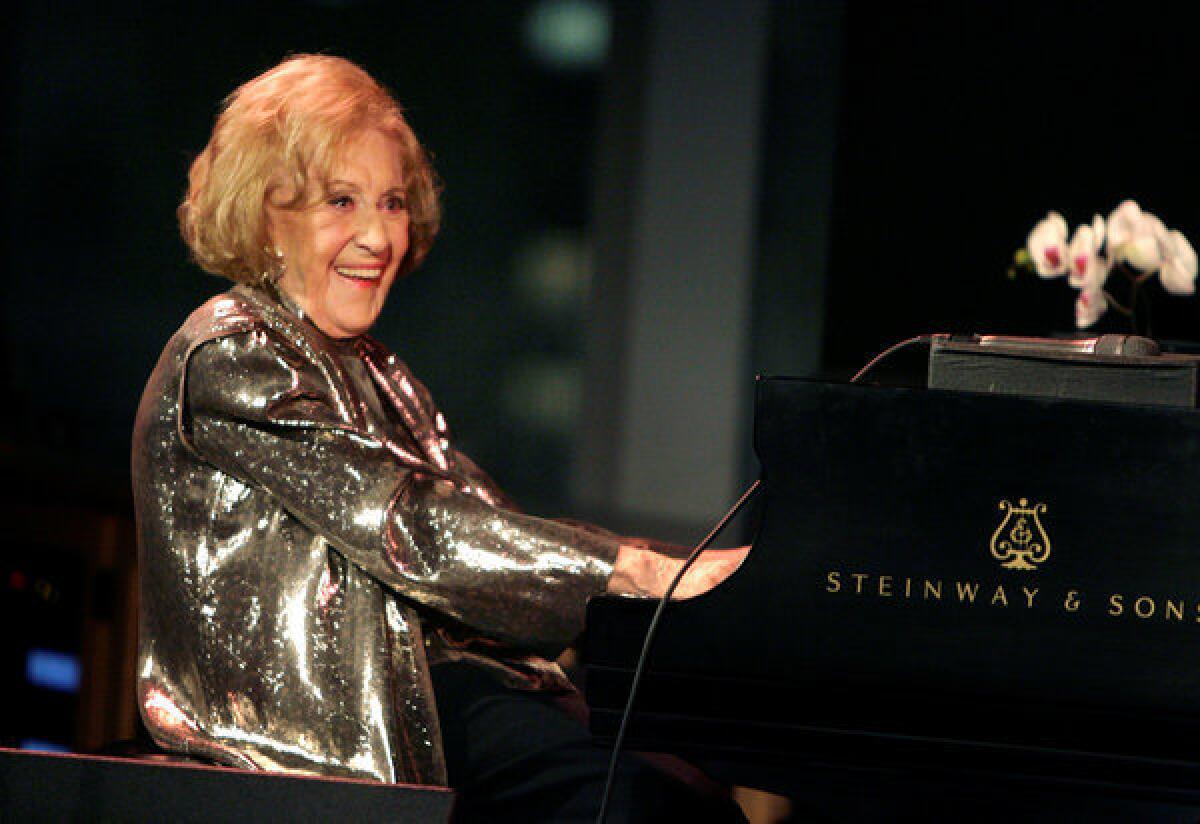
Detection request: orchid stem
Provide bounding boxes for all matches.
[1102,290,1132,318]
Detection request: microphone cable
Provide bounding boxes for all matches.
[595,478,762,824]
[849,334,941,384]
[596,332,935,821]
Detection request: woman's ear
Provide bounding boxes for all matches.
[262,178,293,253]
[263,202,280,253]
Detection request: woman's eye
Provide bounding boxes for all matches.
[328,195,353,209]
[384,195,407,213]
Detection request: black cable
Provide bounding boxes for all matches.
[595,478,762,824]
[849,334,938,384]
[595,333,932,821]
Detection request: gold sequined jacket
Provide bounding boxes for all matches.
[132,284,620,785]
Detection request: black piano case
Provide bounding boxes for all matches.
[587,378,1200,802]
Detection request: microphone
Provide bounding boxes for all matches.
[933,333,1160,357]
[850,333,1162,386]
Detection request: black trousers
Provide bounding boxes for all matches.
[431,661,747,823]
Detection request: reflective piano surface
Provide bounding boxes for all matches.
[585,378,1200,818]
[0,746,454,822]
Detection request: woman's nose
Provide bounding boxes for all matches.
[355,209,387,254]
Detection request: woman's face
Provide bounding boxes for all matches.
[267,129,410,338]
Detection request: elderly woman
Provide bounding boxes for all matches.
[132,55,745,820]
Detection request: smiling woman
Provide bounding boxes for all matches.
[265,129,410,338]
[177,56,439,289]
[133,54,746,822]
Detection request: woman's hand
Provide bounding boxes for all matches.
[607,544,750,599]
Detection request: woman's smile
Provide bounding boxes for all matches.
[334,264,386,286]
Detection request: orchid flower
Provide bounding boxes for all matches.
[1104,200,1142,249]
[1107,200,1167,272]
[1020,201,1195,335]
[1074,286,1108,329]
[1067,215,1107,289]
[1027,212,1069,277]
[1073,245,1110,328]
[1159,229,1198,296]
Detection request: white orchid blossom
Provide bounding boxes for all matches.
[1104,200,1142,250]
[1124,214,1167,272]
[1074,286,1108,329]
[1073,237,1111,328]
[1027,212,1069,277]
[1067,215,1107,289]
[1023,201,1195,334]
[1159,229,1198,296]
[1107,200,1167,272]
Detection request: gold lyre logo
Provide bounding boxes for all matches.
[990,498,1051,570]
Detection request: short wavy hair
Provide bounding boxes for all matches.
[179,54,440,284]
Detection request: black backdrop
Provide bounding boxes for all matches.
[1,3,599,509]
[823,0,1200,370]
[3,0,1199,494]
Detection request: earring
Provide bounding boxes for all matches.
[261,246,286,284]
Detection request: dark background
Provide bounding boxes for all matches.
[1,3,603,505]
[2,0,1198,754]
[5,1,1199,505]
[823,1,1200,365]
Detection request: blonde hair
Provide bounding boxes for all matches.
[179,54,440,283]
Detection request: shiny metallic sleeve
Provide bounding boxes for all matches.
[183,329,619,657]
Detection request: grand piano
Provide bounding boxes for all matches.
[585,356,1200,818]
